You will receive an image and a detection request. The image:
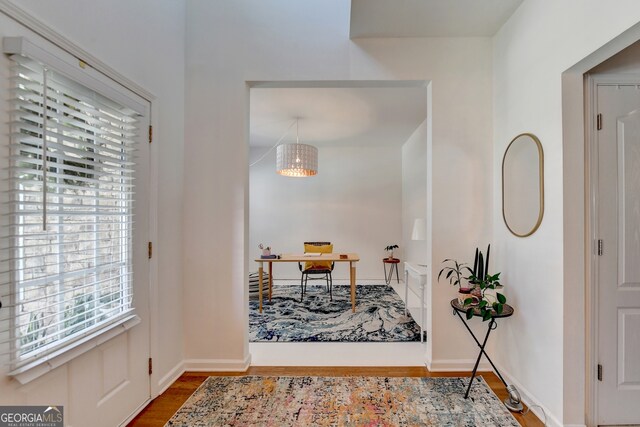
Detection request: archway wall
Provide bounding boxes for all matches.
[183,0,493,373]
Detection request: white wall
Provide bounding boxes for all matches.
[0,0,186,414]
[250,145,402,280]
[184,0,493,371]
[401,119,428,266]
[492,1,640,425]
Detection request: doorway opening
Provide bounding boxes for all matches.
[246,80,431,366]
[562,26,640,426]
[585,41,640,426]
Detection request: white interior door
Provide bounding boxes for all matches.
[596,82,640,426]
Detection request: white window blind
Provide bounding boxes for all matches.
[0,54,140,368]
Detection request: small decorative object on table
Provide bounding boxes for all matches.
[384,244,399,260]
[258,243,271,257]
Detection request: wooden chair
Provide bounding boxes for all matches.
[298,241,334,301]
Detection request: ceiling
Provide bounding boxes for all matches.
[350,0,524,38]
[250,86,428,148]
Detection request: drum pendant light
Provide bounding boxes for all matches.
[276,119,318,177]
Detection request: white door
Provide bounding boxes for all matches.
[65,112,152,427]
[596,82,640,425]
[21,113,153,427]
[0,32,152,426]
[1,104,151,427]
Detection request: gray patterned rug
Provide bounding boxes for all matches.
[166,376,520,426]
[249,285,421,342]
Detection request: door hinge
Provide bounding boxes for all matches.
[148,357,153,375]
[148,125,153,144]
[597,364,602,381]
[597,113,602,130]
[597,239,603,256]
[148,242,153,259]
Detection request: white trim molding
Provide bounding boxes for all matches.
[494,362,563,427]
[118,398,152,427]
[10,315,141,385]
[3,36,147,113]
[122,361,184,426]
[426,358,491,372]
[183,355,252,372]
[0,0,154,102]
[157,361,186,396]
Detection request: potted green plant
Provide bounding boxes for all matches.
[439,244,508,321]
[464,271,506,321]
[462,244,507,320]
[384,244,399,260]
[437,259,472,303]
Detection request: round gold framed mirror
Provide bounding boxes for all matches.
[502,133,544,237]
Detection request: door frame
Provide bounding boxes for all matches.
[585,73,640,426]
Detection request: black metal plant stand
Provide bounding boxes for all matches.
[450,299,514,399]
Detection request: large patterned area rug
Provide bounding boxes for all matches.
[249,285,421,342]
[166,376,520,426]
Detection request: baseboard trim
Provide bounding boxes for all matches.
[494,362,564,427]
[119,397,151,427]
[183,354,252,372]
[427,358,491,372]
[157,361,185,395]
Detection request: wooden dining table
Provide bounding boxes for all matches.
[254,253,360,313]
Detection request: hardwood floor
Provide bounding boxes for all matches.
[128,367,544,426]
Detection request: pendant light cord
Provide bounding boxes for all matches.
[249,119,297,167]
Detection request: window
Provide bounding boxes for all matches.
[4,54,141,368]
